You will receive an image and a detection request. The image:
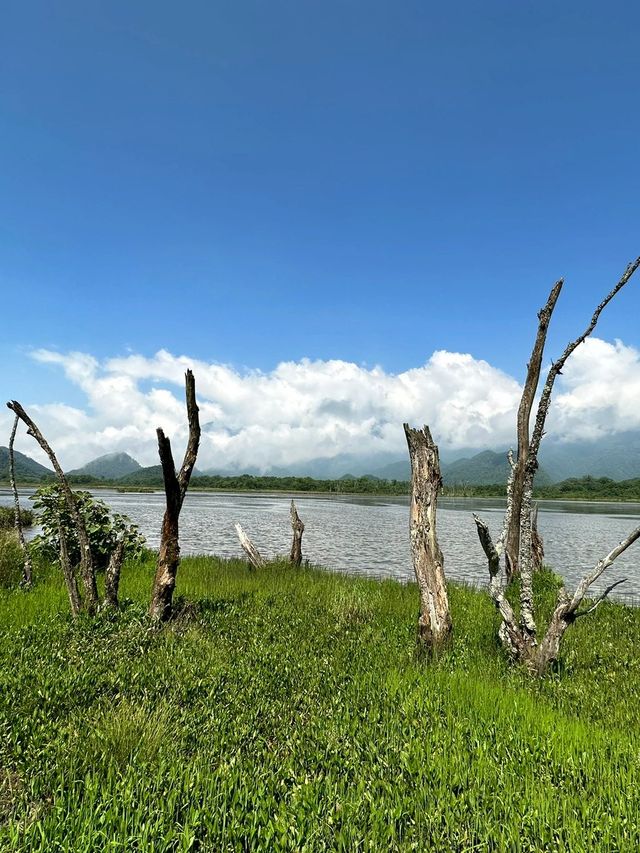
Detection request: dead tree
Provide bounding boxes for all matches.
[505,281,562,580]
[7,400,98,613]
[289,500,304,566]
[59,524,81,616]
[8,414,33,588]
[474,258,640,673]
[234,523,265,569]
[149,370,201,621]
[404,423,452,649]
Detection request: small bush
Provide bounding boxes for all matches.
[0,530,25,587]
[0,506,34,530]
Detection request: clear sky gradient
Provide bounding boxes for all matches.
[2,2,640,466]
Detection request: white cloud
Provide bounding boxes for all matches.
[2,338,639,471]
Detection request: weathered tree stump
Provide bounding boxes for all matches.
[289,500,304,566]
[404,423,452,650]
[234,523,265,569]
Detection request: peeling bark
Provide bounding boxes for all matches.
[6,401,98,613]
[404,423,452,650]
[235,523,265,569]
[474,258,640,674]
[8,414,33,588]
[289,500,304,566]
[148,370,201,621]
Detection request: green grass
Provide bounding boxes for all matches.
[1,556,640,851]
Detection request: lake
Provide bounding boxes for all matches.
[2,489,640,601]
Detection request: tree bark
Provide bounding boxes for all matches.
[6,401,98,613]
[104,538,126,609]
[149,370,201,621]
[505,281,562,579]
[404,423,452,650]
[235,523,265,569]
[474,258,640,674]
[289,500,304,566]
[8,414,33,588]
[58,524,81,617]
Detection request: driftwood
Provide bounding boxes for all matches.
[104,538,126,609]
[149,370,201,621]
[474,258,640,672]
[404,423,452,649]
[289,500,304,566]
[6,400,98,614]
[234,523,265,569]
[8,414,33,588]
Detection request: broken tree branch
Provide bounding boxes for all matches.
[234,523,265,569]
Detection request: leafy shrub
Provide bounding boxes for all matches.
[0,530,24,587]
[0,506,34,530]
[29,485,146,570]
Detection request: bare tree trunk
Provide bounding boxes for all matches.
[235,523,265,569]
[289,500,304,566]
[531,504,544,572]
[505,281,562,579]
[404,423,452,650]
[59,524,81,617]
[8,414,33,588]
[104,538,126,609]
[149,370,201,621]
[6,401,98,613]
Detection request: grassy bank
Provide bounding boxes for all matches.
[1,557,640,850]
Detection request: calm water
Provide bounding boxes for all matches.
[3,489,640,601]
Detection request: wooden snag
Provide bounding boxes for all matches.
[289,500,304,566]
[148,369,201,621]
[403,423,452,650]
[234,523,265,569]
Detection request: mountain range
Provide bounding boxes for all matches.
[2,429,640,485]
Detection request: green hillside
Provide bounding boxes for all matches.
[0,446,53,483]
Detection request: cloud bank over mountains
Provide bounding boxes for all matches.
[3,338,640,472]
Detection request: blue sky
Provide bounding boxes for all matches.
[2,1,640,467]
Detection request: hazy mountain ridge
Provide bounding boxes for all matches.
[3,429,640,485]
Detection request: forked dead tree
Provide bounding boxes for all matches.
[289,500,304,566]
[404,423,452,649]
[8,414,33,588]
[474,258,640,674]
[7,400,98,613]
[149,369,201,621]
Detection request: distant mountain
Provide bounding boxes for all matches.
[540,431,640,482]
[68,452,142,480]
[0,447,54,482]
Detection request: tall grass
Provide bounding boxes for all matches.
[1,555,639,850]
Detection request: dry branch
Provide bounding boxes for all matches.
[104,538,126,609]
[8,414,33,588]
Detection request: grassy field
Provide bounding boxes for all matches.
[1,555,640,851]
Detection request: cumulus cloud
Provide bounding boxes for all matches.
[2,338,639,471]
